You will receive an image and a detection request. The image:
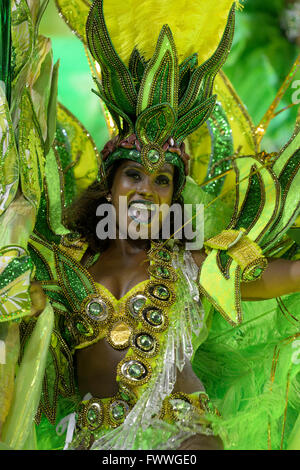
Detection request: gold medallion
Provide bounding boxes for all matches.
[108,320,133,349]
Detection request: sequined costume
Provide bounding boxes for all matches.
[0,0,300,451]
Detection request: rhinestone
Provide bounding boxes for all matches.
[86,299,108,321]
[151,284,170,300]
[120,391,130,401]
[149,309,163,325]
[86,402,102,427]
[157,250,171,261]
[119,384,135,402]
[129,295,146,317]
[121,360,148,381]
[76,322,93,336]
[144,308,163,326]
[87,408,97,424]
[147,149,160,163]
[88,301,103,316]
[171,399,192,413]
[128,363,144,378]
[136,334,154,351]
[111,403,125,420]
[155,266,170,279]
[129,150,140,158]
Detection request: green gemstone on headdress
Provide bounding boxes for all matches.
[147,149,160,163]
[129,149,140,159]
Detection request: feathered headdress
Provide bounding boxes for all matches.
[86,0,236,183]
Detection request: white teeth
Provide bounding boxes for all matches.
[128,202,156,224]
[130,203,155,212]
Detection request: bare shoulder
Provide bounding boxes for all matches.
[189,248,207,269]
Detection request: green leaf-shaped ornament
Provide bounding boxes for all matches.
[173,95,216,143]
[86,0,137,117]
[179,4,235,117]
[137,25,179,117]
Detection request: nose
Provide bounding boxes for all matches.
[136,175,155,200]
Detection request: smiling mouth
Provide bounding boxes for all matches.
[128,200,157,224]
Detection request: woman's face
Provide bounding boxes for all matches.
[110,160,175,239]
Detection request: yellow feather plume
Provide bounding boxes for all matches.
[103,0,243,65]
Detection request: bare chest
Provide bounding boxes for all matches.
[87,252,149,300]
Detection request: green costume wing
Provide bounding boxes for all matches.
[198,128,300,325]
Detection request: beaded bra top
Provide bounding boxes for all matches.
[58,240,179,357]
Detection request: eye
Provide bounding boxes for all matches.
[155,174,170,186]
[125,169,142,181]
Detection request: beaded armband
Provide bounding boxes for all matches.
[199,225,270,325]
[205,229,268,282]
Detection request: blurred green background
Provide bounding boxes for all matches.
[40,0,300,152]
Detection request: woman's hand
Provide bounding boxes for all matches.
[177,434,223,450]
[29,282,47,317]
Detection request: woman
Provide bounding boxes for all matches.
[57,152,299,451]
[63,157,225,450]
[1,0,299,451]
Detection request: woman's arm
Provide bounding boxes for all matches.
[191,250,300,301]
[241,258,300,301]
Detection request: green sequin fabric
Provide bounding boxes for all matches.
[0,0,12,104]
